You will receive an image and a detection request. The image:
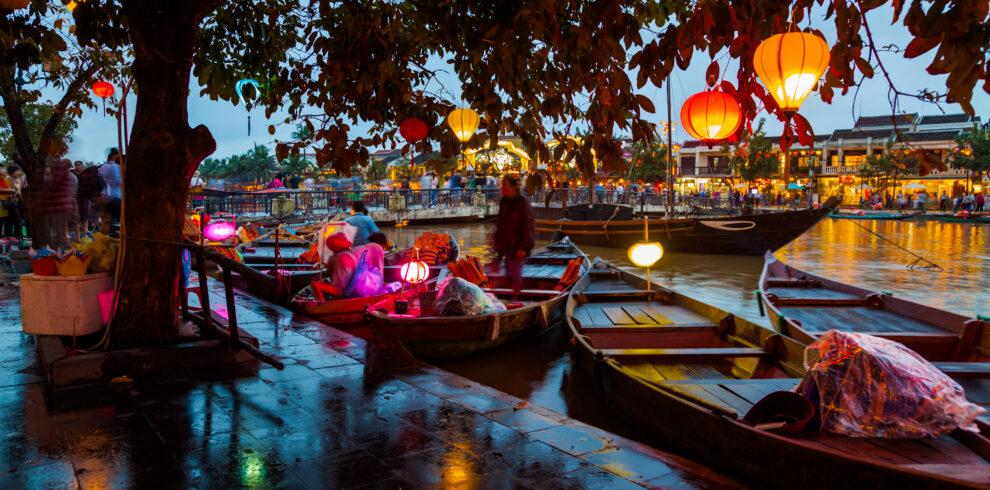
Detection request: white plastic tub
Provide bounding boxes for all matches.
[20,272,113,336]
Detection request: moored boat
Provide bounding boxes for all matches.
[759,251,989,363]
[364,239,589,361]
[535,196,840,255]
[938,214,990,224]
[829,209,925,220]
[567,259,990,488]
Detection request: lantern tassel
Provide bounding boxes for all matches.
[247,114,251,136]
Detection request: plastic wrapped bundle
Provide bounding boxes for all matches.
[434,277,506,317]
[801,330,985,438]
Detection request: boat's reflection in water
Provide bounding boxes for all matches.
[389,217,990,455]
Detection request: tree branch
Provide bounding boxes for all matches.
[40,62,97,143]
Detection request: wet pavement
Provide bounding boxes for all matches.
[0,266,736,489]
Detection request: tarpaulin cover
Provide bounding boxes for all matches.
[801,330,985,438]
[434,276,506,317]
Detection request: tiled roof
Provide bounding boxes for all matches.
[854,113,916,128]
[831,128,898,140]
[906,130,962,142]
[918,114,973,125]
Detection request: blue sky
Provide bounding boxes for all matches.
[63,6,990,163]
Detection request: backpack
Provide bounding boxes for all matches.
[343,250,384,298]
[77,165,106,200]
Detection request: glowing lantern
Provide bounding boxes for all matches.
[446,108,480,142]
[235,79,262,135]
[400,260,430,284]
[92,81,113,98]
[203,221,236,242]
[628,242,663,268]
[1,0,30,9]
[399,118,428,142]
[680,91,742,146]
[753,32,831,113]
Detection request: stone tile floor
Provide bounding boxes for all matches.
[0,268,737,489]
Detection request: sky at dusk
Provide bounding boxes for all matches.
[61,5,990,164]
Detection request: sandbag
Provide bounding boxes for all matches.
[800,330,985,438]
[434,276,506,317]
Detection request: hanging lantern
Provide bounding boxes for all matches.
[680,91,742,146]
[1,0,30,9]
[235,79,262,136]
[400,260,430,284]
[753,32,831,113]
[446,108,480,142]
[628,242,663,268]
[399,118,428,142]
[92,81,113,99]
[203,221,237,242]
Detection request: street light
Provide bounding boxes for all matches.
[626,217,664,292]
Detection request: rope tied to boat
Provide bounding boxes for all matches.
[755,291,765,317]
[843,219,942,270]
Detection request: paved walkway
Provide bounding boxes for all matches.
[0,267,737,489]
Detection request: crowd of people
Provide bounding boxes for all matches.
[0,149,124,250]
[859,189,987,212]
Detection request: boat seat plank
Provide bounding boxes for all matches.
[571,309,593,327]
[484,288,560,298]
[901,465,990,484]
[670,384,747,414]
[718,383,771,406]
[621,306,659,325]
[765,278,822,288]
[586,308,612,326]
[933,363,990,379]
[651,362,704,381]
[602,307,637,325]
[865,439,960,465]
[641,305,711,325]
[657,378,802,387]
[635,306,674,324]
[585,281,640,293]
[765,287,861,300]
[602,347,770,359]
[916,438,990,466]
[684,362,729,380]
[580,324,717,333]
[796,433,921,465]
[696,384,757,414]
[778,306,952,335]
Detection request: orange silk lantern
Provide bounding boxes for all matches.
[680,91,742,146]
[753,32,831,113]
[400,260,429,284]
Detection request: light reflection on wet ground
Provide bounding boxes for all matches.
[390,218,990,455]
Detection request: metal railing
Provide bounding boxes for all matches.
[188,188,502,216]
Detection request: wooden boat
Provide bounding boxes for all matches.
[364,239,589,361]
[567,259,990,488]
[290,233,460,328]
[829,210,925,220]
[759,251,989,363]
[535,196,840,255]
[938,215,990,224]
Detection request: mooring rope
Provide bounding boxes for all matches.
[845,219,942,270]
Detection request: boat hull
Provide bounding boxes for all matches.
[829,211,923,220]
[537,197,838,254]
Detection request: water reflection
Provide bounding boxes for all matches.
[391,218,990,453]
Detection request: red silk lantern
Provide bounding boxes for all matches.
[399,118,428,142]
[400,260,429,284]
[680,91,742,147]
[92,81,114,98]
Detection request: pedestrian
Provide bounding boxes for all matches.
[189,171,204,188]
[896,192,904,211]
[493,175,534,293]
[976,192,985,212]
[939,191,948,212]
[288,171,301,189]
[345,201,379,247]
[76,163,106,238]
[303,172,315,190]
[0,168,18,241]
[98,149,122,234]
[46,160,77,248]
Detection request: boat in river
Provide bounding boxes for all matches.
[535,196,840,255]
[938,214,990,224]
[567,259,990,488]
[364,238,589,361]
[759,251,989,363]
[829,209,925,220]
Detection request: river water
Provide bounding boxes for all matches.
[387,217,990,466]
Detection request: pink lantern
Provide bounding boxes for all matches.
[203,221,237,241]
[400,260,430,284]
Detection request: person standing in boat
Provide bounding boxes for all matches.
[346,201,379,247]
[494,175,535,293]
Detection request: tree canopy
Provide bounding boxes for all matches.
[0,102,77,160]
[949,124,990,182]
[731,119,778,184]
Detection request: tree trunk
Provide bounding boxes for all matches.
[109,0,219,349]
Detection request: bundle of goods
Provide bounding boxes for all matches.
[799,330,985,438]
[74,233,119,272]
[446,255,490,288]
[433,277,506,317]
[554,259,584,291]
[401,232,456,265]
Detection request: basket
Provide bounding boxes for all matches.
[30,255,58,276]
[418,291,437,317]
